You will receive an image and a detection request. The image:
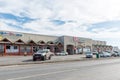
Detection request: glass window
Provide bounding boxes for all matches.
[6,46,10,49]
[0,45,2,49]
[14,46,18,49]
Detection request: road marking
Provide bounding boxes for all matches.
[0,65,34,70]
[7,68,79,80]
[0,65,19,69]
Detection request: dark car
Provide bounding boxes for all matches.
[33,49,54,61]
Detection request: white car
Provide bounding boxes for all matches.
[56,51,68,56]
[100,52,111,57]
[92,51,98,55]
[33,49,54,61]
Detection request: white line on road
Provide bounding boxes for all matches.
[7,68,79,80]
[0,65,19,69]
[0,65,33,69]
[0,65,38,72]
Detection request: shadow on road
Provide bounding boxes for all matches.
[22,59,33,62]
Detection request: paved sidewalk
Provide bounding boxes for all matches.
[0,54,88,66]
[0,54,116,66]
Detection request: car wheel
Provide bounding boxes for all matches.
[42,56,46,61]
[48,55,51,60]
[33,58,36,61]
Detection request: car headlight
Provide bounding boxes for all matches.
[41,53,46,56]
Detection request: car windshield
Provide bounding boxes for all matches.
[37,50,47,53]
[61,51,65,53]
[86,52,91,54]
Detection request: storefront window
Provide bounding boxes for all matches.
[0,45,4,53]
[20,46,31,53]
[6,45,19,53]
[6,45,10,49]
[14,46,18,49]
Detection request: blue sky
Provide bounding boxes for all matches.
[0,0,120,48]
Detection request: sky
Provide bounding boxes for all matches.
[0,0,120,48]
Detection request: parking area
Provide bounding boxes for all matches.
[0,54,86,66]
[0,53,119,66]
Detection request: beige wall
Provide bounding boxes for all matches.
[63,36,92,46]
[63,36,93,49]
[0,30,109,53]
[64,36,75,46]
[0,31,58,43]
[92,40,106,45]
[21,33,58,43]
[0,31,106,47]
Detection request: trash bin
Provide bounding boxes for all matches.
[96,53,99,58]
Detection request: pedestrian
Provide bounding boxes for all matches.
[24,47,27,56]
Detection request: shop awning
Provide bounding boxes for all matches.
[27,40,37,45]
[14,39,25,44]
[0,38,12,44]
[37,40,46,45]
[47,41,55,45]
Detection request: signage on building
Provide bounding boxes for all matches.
[0,35,2,40]
[79,39,85,43]
[0,31,23,37]
[73,37,85,43]
[73,37,78,42]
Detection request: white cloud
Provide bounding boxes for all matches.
[1,0,120,47]
[0,21,16,31]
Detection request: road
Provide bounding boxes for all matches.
[1,58,120,80]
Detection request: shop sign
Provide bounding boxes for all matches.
[73,37,86,43]
[73,37,78,42]
[0,31,23,37]
[0,35,2,40]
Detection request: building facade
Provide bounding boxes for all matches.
[92,40,112,52]
[0,30,113,56]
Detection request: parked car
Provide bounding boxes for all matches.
[92,51,98,55]
[56,51,68,56]
[99,52,111,57]
[33,49,54,61]
[111,52,118,57]
[111,51,120,57]
[85,52,93,58]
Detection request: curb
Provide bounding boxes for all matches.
[0,57,119,66]
[0,59,82,66]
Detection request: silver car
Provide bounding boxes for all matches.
[99,52,111,57]
[33,49,54,61]
[56,51,68,56]
[86,52,93,58]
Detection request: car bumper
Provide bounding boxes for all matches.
[33,55,44,60]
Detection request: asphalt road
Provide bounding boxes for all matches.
[1,58,120,80]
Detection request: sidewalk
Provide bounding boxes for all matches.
[0,54,88,66]
[0,54,115,66]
